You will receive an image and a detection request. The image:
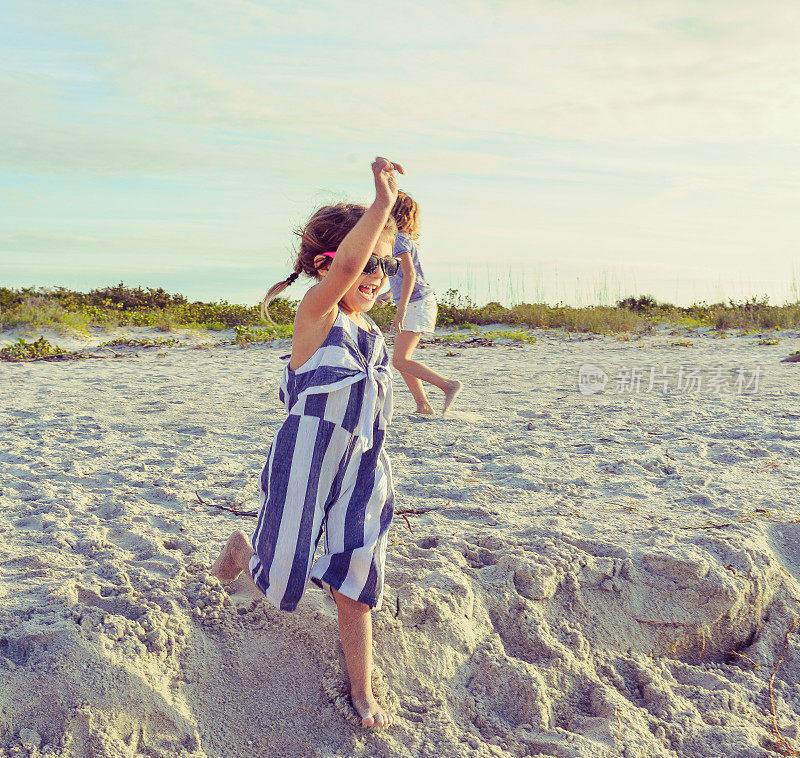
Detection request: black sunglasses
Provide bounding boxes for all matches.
[321,251,399,277]
[363,254,400,277]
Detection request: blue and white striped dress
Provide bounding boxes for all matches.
[249,307,394,611]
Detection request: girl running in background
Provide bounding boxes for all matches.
[384,191,461,416]
[211,157,404,728]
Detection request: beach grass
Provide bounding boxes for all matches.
[2,284,800,337]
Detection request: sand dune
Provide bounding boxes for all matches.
[1,328,799,757]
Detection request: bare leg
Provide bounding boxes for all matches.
[211,531,254,584]
[398,370,433,414]
[394,333,432,413]
[393,331,461,415]
[441,379,462,417]
[332,588,395,728]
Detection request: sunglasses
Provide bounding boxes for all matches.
[320,251,400,277]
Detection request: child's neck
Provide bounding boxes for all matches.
[338,304,371,329]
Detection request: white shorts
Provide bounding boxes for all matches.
[401,293,437,334]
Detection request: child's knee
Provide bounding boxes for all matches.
[230,530,253,551]
[332,588,371,614]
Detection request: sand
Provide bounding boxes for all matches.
[1,325,799,757]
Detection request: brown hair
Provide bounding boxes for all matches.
[261,203,397,322]
[390,191,420,239]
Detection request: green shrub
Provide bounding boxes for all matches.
[234,324,292,346]
[261,297,296,325]
[712,309,736,330]
[618,295,652,312]
[0,336,67,361]
[0,287,22,310]
[483,329,536,344]
[369,302,394,331]
[88,282,188,310]
[100,337,180,348]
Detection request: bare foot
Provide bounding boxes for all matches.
[415,403,435,415]
[211,531,253,584]
[351,693,395,728]
[441,380,462,417]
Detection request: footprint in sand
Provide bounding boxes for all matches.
[404,412,444,423]
[437,410,485,423]
[463,543,499,569]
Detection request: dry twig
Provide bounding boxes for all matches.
[394,507,435,533]
[679,522,733,530]
[635,618,688,626]
[768,617,800,756]
[195,490,258,517]
[726,651,760,670]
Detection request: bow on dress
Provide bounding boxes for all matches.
[283,333,393,449]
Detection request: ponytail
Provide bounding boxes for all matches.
[260,270,300,323]
[392,191,420,239]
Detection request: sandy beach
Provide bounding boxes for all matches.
[2,326,800,758]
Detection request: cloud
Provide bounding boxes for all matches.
[1,0,798,306]
[7,0,799,148]
[3,0,800,186]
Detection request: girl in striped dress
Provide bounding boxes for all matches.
[211,157,404,728]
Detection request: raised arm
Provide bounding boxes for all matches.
[299,158,404,322]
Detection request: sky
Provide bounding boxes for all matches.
[1,0,799,307]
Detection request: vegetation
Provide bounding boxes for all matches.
[0,336,68,361]
[615,293,800,332]
[0,283,295,334]
[234,324,293,347]
[1,284,799,338]
[435,290,800,334]
[437,328,536,344]
[99,337,181,348]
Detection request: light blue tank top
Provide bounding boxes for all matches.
[389,232,434,303]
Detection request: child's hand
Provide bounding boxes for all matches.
[391,310,405,333]
[372,157,404,207]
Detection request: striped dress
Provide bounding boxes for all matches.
[249,307,394,611]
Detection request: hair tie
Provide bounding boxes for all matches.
[285,272,299,285]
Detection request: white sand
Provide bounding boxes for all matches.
[1,327,800,757]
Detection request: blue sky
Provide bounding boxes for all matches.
[1,1,799,306]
